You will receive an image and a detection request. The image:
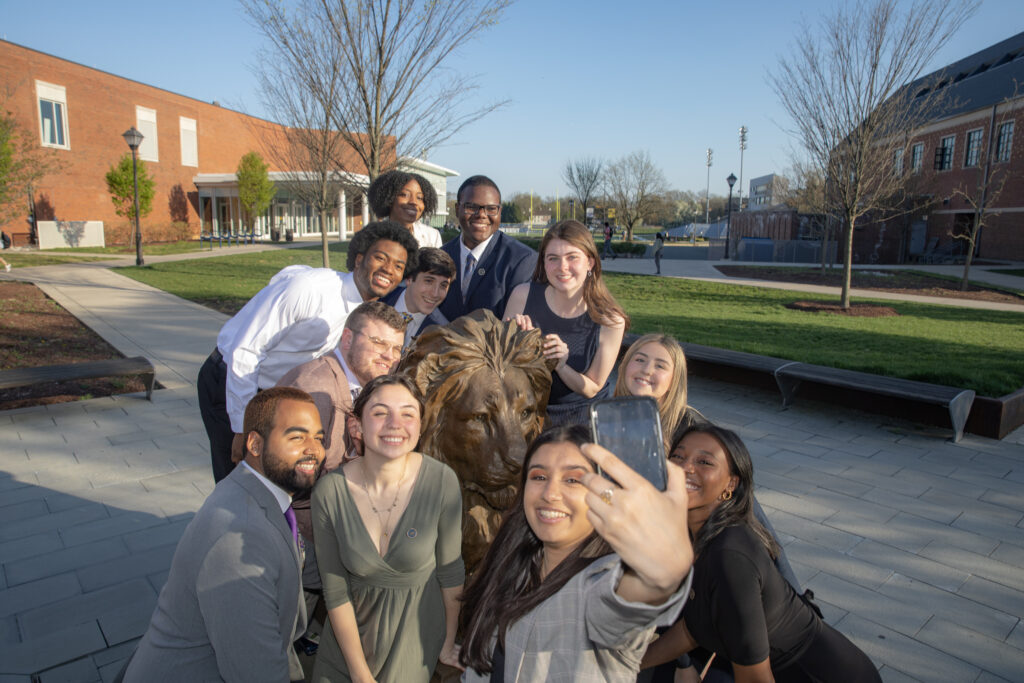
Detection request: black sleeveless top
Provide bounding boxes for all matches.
[522,282,610,406]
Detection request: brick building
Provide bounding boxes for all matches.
[0,40,457,246]
[854,31,1024,263]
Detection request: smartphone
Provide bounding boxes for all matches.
[589,396,667,491]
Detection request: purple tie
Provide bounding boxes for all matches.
[284,506,298,543]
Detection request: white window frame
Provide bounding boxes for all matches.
[893,148,904,176]
[136,106,159,162]
[36,80,70,149]
[910,143,924,173]
[963,128,983,168]
[180,116,198,167]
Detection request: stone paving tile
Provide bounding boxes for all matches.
[98,600,157,646]
[0,573,82,619]
[761,507,863,552]
[807,489,901,525]
[782,465,875,498]
[876,664,922,683]
[138,465,214,492]
[841,466,931,497]
[834,613,980,682]
[974,672,1015,683]
[916,617,1024,682]
[77,543,177,592]
[0,503,109,544]
[948,468,1024,496]
[982,488,1024,513]
[787,558,820,588]
[752,488,839,523]
[59,510,170,548]
[806,571,932,637]
[0,472,36,493]
[35,657,101,683]
[121,516,191,553]
[785,538,892,590]
[877,573,1018,641]
[0,614,19,645]
[859,487,959,524]
[17,578,154,640]
[919,489,1024,526]
[0,530,63,564]
[0,621,106,676]
[919,541,1024,593]
[4,537,127,587]
[766,449,851,476]
[847,538,970,592]
[956,575,1024,621]
[0,499,48,525]
[1007,621,1024,651]
[837,511,998,555]
[888,465,991,499]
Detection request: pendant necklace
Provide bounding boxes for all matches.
[360,456,409,552]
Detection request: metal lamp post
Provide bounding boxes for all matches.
[725,173,737,260]
[122,127,145,266]
[704,148,713,224]
[738,126,748,211]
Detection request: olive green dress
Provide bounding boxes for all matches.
[310,455,465,683]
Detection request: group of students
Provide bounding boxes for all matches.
[122,168,880,682]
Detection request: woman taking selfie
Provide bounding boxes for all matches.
[311,375,464,683]
[642,424,881,683]
[459,424,694,681]
[503,220,628,426]
[367,169,442,248]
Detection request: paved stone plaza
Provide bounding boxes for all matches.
[1,251,1023,682]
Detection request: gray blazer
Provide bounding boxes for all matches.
[123,465,307,682]
[462,555,692,683]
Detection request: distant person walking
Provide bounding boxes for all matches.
[653,232,665,274]
[1,231,11,272]
[601,221,616,260]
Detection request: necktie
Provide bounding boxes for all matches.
[462,253,476,297]
[284,506,298,544]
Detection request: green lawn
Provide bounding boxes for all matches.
[990,268,1024,278]
[1,252,110,267]
[116,246,1024,397]
[51,240,208,256]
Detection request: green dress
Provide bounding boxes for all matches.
[310,455,465,683]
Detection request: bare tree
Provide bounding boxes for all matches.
[949,89,1022,290]
[0,87,66,230]
[603,150,668,241]
[562,157,603,224]
[769,0,976,308]
[245,7,360,268]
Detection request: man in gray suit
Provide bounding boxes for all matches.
[123,387,326,683]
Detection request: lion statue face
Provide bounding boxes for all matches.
[397,310,554,571]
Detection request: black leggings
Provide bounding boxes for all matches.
[775,621,881,683]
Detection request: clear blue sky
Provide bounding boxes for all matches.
[2,0,1019,199]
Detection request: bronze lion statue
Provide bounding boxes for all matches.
[397,309,554,571]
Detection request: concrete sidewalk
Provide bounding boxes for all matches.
[2,255,1024,681]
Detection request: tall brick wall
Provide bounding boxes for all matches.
[0,41,374,245]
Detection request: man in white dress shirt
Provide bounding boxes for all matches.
[381,247,455,347]
[197,220,418,482]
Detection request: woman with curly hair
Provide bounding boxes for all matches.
[642,424,881,683]
[503,220,629,426]
[366,170,442,248]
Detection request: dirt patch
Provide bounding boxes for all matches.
[786,300,900,317]
[0,281,152,410]
[716,266,1024,304]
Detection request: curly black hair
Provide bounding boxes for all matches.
[347,220,420,275]
[366,170,438,222]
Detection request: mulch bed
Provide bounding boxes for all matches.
[0,281,151,410]
[716,265,1024,305]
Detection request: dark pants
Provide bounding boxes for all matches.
[197,348,235,482]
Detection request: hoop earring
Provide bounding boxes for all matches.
[721,489,733,501]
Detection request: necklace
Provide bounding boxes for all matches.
[359,455,410,552]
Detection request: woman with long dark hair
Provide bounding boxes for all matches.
[503,220,629,426]
[642,424,881,682]
[460,425,693,681]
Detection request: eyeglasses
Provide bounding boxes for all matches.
[356,331,404,358]
[461,202,500,217]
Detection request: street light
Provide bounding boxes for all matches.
[738,126,748,211]
[725,173,737,260]
[121,127,145,266]
[704,148,713,224]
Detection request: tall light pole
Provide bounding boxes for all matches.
[738,126,748,211]
[704,148,713,224]
[725,173,737,260]
[122,127,145,266]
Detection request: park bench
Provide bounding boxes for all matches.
[773,363,975,442]
[680,342,800,381]
[0,356,156,401]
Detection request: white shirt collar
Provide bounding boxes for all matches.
[240,461,292,513]
[460,231,495,267]
[340,270,369,308]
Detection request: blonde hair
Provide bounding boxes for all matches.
[532,220,629,329]
[614,334,688,442]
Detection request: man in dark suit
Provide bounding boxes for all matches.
[381,246,455,345]
[438,175,536,322]
[122,387,325,683]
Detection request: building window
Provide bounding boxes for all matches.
[910,143,924,173]
[136,106,158,162]
[36,81,69,149]
[964,129,983,167]
[934,135,954,171]
[180,117,198,167]
[893,148,904,176]
[996,120,1014,162]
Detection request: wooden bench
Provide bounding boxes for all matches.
[0,356,156,401]
[773,363,975,442]
[680,342,800,379]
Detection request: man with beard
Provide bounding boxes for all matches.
[198,220,418,483]
[438,175,535,321]
[122,387,326,683]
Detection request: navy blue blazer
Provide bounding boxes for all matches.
[438,230,536,322]
[380,286,450,336]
